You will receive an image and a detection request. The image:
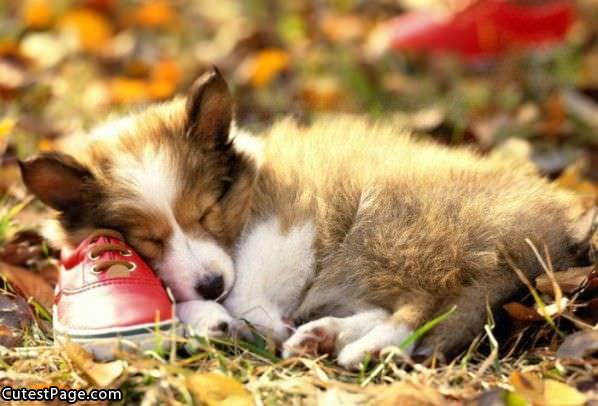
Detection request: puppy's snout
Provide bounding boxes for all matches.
[195,274,224,300]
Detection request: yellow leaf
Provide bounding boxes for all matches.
[132,1,175,28]
[186,373,252,406]
[544,380,587,406]
[0,117,15,140]
[63,342,125,387]
[22,0,53,29]
[242,49,290,88]
[58,9,113,52]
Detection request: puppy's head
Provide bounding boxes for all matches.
[20,69,256,301]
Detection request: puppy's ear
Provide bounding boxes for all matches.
[185,67,233,150]
[19,152,94,212]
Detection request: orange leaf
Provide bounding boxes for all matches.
[110,77,150,104]
[58,9,113,52]
[148,80,176,100]
[22,0,53,29]
[132,1,175,28]
[242,48,290,88]
[152,58,182,84]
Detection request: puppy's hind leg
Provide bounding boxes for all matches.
[416,276,522,358]
[336,293,436,369]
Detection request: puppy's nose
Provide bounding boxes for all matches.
[195,275,224,300]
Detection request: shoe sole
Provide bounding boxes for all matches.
[53,308,184,360]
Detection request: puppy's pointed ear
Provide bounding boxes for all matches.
[185,67,233,149]
[19,152,94,212]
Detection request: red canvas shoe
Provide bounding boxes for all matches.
[388,0,575,60]
[54,229,181,359]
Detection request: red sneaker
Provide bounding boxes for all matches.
[388,0,575,60]
[54,229,181,359]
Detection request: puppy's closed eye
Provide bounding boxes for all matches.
[129,236,164,261]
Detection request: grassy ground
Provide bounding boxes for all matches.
[0,1,597,404]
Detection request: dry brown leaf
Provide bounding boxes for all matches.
[22,0,53,29]
[536,266,593,296]
[0,293,33,347]
[503,302,543,322]
[58,9,113,52]
[186,372,252,406]
[63,341,125,387]
[240,48,290,88]
[556,330,598,359]
[0,261,53,309]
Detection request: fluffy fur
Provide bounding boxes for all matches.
[20,69,594,367]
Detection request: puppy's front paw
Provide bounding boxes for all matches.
[177,300,235,337]
[282,317,339,358]
[337,323,413,370]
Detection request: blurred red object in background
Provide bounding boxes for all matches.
[389,0,576,59]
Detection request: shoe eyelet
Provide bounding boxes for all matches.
[87,251,100,261]
[127,262,137,272]
[90,265,102,274]
[121,249,133,257]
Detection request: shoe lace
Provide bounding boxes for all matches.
[86,229,137,274]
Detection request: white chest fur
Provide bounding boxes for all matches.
[224,217,316,341]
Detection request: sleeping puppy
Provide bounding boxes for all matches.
[20,69,595,368]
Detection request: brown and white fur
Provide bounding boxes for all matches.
[20,69,594,368]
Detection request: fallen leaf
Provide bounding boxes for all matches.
[0,293,34,347]
[239,48,290,88]
[58,9,114,52]
[0,261,53,309]
[186,372,252,406]
[22,0,53,29]
[20,33,67,69]
[131,1,175,28]
[321,14,366,42]
[556,161,598,206]
[556,330,598,359]
[543,379,587,406]
[63,341,125,387]
[503,302,543,322]
[376,381,449,406]
[0,117,15,156]
[301,77,346,111]
[509,371,544,405]
[109,77,150,104]
[536,266,593,296]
